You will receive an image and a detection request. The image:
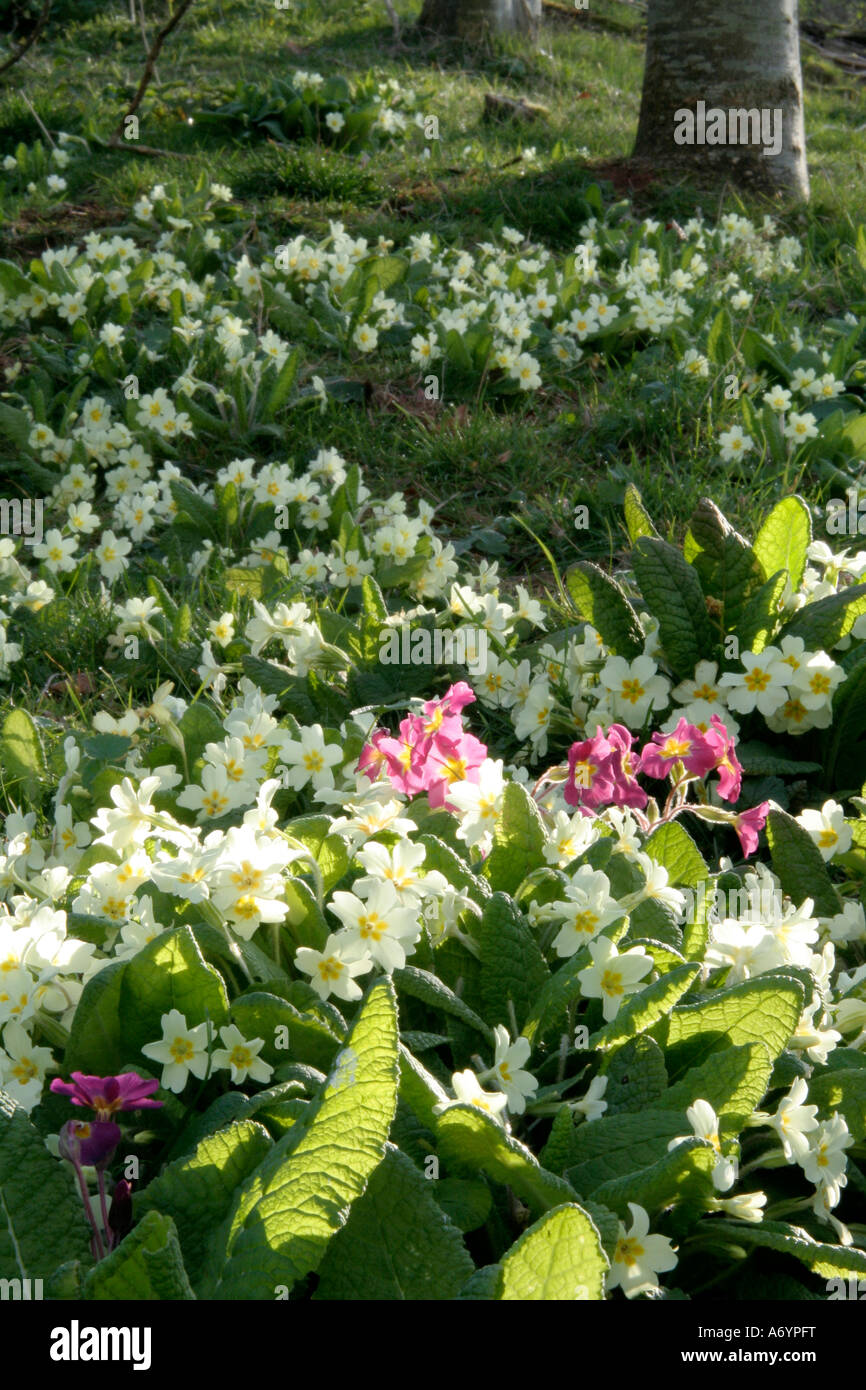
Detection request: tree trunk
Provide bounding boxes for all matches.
[417,0,541,40]
[633,0,809,200]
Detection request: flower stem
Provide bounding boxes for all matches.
[73,1162,105,1261]
[96,1169,113,1253]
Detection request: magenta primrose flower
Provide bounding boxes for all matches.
[704,715,743,803]
[639,717,718,782]
[360,684,488,809]
[50,1071,163,1119]
[734,802,769,858]
[564,729,617,811]
[605,724,649,809]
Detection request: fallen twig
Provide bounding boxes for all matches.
[109,0,196,147]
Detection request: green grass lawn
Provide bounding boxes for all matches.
[2,0,866,569]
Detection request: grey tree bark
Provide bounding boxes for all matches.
[633,0,810,201]
[416,0,541,40]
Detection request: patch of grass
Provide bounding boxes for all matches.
[2,0,866,562]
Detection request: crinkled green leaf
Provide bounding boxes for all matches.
[436,1106,576,1214]
[660,1042,773,1136]
[419,833,491,906]
[631,537,715,680]
[688,500,765,632]
[0,1091,92,1282]
[137,1120,273,1290]
[753,495,811,590]
[591,1138,716,1224]
[645,820,708,888]
[0,708,44,797]
[565,561,644,659]
[623,484,660,544]
[231,991,342,1071]
[314,1144,473,1300]
[540,1105,582,1173]
[64,958,128,1074]
[399,1043,450,1130]
[766,808,843,917]
[776,581,866,650]
[658,976,804,1080]
[432,1176,492,1233]
[393,965,493,1041]
[498,1203,608,1300]
[601,1035,668,1115]
[736,742,823,776]
[809,1069,866,1141]
[591,964,700,1051]
[824,656,866,787]
[478,892,549,1031]
[119,924,230,1061]
[737,568,788,653]
[482,782,546,895]
[708,1219,866,1281]
[213,979,399,1298]
[82,1209,195,1300]
[282,815,349,894]
[566,1109,689,1193]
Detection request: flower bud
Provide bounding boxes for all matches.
[108,1178,133,1239]
[58,1119,121,1170]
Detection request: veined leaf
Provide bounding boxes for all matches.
[631,537,715,679]
[482,782,546,895]
[660,1041,773,1135]
[776,582,866,650]
[436,1106,577,1214]
[119,925,230,1061]
[645,820,708,888]
[591,964,700,1051]
[137,1121,273,1291]
[565,561,644,658]
[766,809,843,918]
[314,1144,473,1300]
[212,980,399,1298]
[623,484,660,544]
[82,1210,195,1300]
[498,1203,608,1300]
[0,1091,92,1282]
[478,892,549,1031]
[658,975,803,1080]
[393,965,493,1042]
[708,1219,866,1281]
[753,495,811,590]
[591,1139,715,1225]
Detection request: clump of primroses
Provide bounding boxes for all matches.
[51,1070,163,1260]
[360,682,487,807]
[562,714,768,857]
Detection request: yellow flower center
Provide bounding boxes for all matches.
[358,911,387,942]
[318,956,343,982]
[620,679,645,703]
[615,1237,645,1268]
[744,668,771,692]
[600,969,624,998]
